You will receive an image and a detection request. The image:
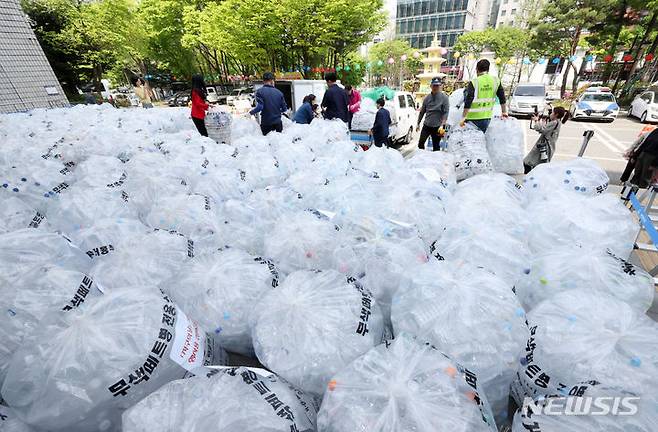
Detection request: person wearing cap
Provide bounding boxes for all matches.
[417,77,450,151]
[460,59,508,133]
[321,72,349,124]
[250,72,288,136]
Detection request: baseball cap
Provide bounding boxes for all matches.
[263,72,275,81]
[431,77,443,86]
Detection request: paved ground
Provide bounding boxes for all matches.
[401,114,655,185]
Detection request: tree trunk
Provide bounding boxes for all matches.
[626,12,657,80]
[571,62,581,94]
[602,0,627,84]
[93,62,103,93]
[642,32,658,81]
[560,60,571,98]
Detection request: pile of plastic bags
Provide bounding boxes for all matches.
[350,98,377,131]
[0,103,650,432]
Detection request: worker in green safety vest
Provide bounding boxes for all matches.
[459,59,508,133]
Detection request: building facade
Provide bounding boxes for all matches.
[396,0,492,50]
[494,0,539,28]
[0,0,68,113]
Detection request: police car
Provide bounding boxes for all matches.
[569,87,619,122]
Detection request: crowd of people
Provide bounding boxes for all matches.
[184,59,575,169]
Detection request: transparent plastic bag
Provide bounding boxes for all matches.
[122,366,318,432]
[1,158,73,213]
[0,229,90,283]
[485,117,524,174]
[523,158,609,204]
[447,173,529,240]
[447,124,493,181]
[143,193,218,237]
[406,150,457,190]
[72,155,127,189]
[446,88,465,128]
[0,197,48,233]
[46,186,137,234]
[66,218,149,261]
[391,260,529,426]
[89,229,193,291]
[511,290,658,406]
[205,110,233,145]
[515,246,654,312]
[164,248,280,356]
[1,287,226,432]
[251,270,385,395]
[0,264,102,383]
[432,222,531,288]
[317,333,497,432]
[264,210,345,275]
[526,193,638,258]
[0,405,36,432]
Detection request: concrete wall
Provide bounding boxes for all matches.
[0,0,68,113]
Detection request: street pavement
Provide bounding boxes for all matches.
[401,113,653,185]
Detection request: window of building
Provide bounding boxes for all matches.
[441,34,448,46]
[423,0,430,14]
[511,8,517,15]
[501,10,506,16]
[457,13,466,27]
[429,0,437,14]
[509,20,514,26]
[446,14,454,28]
[431,16,438,30]
[422,17,430,32]
[439,16,446,30]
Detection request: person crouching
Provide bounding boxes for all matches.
[369,98,392,148]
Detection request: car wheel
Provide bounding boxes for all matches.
[641,111,648,123]
[405,127,413,144]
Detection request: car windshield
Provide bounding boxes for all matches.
[582,94,615,102]
[514,86,544,96]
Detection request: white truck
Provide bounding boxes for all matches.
[350,91,417,147]
[253,79,327,115]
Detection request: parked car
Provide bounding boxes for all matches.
[629,90,658,124]
[350,91,417,146]
[227,86,255,106]
[509,84,547,117]
[570,91,619,122]
[206,86,219,103]
[108,91,138,108]
[167,91,190,107]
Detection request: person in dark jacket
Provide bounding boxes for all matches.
[293,94,316,124]
[369,98,392,148]
[321,72,349,123]
[628,128,658,188]
[250,72,288,136]
[190,74,209,137]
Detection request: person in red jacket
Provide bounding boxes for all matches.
[191,74,209,136]
[346,85,361,130]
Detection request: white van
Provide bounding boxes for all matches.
[253,80,326,115]
[509,83,547,117]
[351,91,417,146]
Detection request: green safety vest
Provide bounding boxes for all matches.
[466,74,499,120]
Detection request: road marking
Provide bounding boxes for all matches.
[575,122,624,154]
[580,122,628,153]
[553,153,626,163]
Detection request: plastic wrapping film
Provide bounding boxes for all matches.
[1,287,226,432]
[164,248,280,356]
[510,290,658,407]
[405,150,458,191]
[122,366,318,432]
[515,246,654,312]
[447,123,493,181]
[251,270,385,395]
[316,333,497,432]
[391,260,529,427]
[485,117,525,175]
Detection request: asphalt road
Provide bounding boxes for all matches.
[401,114,654,185]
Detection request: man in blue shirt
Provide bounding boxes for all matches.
[321,72,349,123]
[250,72,288,135]
[369,98,392,147]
